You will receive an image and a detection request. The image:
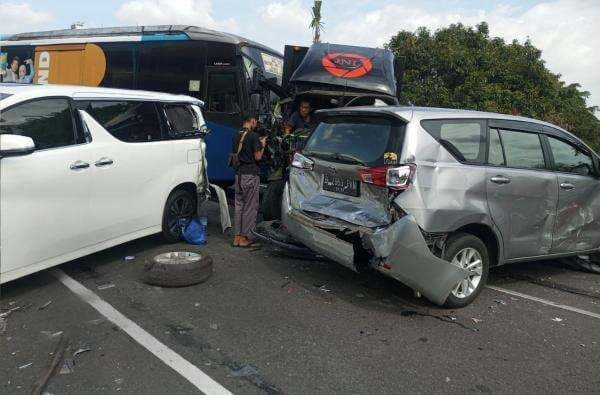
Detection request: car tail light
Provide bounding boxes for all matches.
[358,164,415,190]
[291,152,314,170]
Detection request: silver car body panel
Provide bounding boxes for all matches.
[552,173,600,253]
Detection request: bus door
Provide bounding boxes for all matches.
[203,65,244,183]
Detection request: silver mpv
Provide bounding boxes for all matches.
[280,106,600,307]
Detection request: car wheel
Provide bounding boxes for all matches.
[261,180,285,221]
[443,233,490,308]
[141,251,213,287]
[162,188,196,243]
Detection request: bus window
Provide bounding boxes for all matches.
[102,44,134,89]
[137,42,205,97]
[206,70,240,113]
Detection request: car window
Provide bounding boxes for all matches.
[0,98,75,149]
[303,116,405,166]
[84,101,162,142]
[206,72,240,113]
[547,136,594,176]
[488,128,505,166]
[499,129,546,170]
[421,120,485,163]
[164,104,199,136]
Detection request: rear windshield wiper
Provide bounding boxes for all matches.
[304,151,366,166]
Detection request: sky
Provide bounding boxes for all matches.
[1,0,599,109]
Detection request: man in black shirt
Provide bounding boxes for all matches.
[232,115,266,247]
[284,99,318,135]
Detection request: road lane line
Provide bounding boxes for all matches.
[52,269,232,395]
[487,285,600,320]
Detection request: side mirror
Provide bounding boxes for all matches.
[249,93,261,116]
[0,134,35,158]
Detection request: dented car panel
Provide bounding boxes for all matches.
[365,215,470,305]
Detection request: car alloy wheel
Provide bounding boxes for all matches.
[450,247,483,299]
[166,193,195,239]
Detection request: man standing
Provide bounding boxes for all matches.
[232,114,266,247]
[284,99,318,135]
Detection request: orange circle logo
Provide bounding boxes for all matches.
[321,52,373,78]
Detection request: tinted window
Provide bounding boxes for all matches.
[84,101,162,142]
[421,120,485,163]
[164,104,199,136]
[488,128,505,166]
[500,130,546,170]
[0,93,13,100]
[303,117,405,166]
[137,42,205,98]
[547,136,594,176]
[0,98,75,149]
[206,72,240,113]
[102,44,135,89]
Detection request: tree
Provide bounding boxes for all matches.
[310,0,324,43]
[387,22,600,152]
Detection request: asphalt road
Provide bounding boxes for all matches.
[1,202,600,394]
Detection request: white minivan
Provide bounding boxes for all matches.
[0,83,224,284]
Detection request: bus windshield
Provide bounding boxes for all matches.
[241,46,283,84]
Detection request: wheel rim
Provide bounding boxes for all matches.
[450,247,483,299]
[166,195,194,238]
[155,251,202,264]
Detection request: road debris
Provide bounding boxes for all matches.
[124,256,136,261]
[97,281,116,290]
[18,362,32,369]
[230,364,260,378]
[314,284,331,293]
[39,301,53,310]
[552,317,564,322]
[59,358,75,374]
[41,331,64,339]
[0,304,25,318]
[210,323,218,330]
[73,347,92,357]
[472,318,483,324]
[494,299,507,305]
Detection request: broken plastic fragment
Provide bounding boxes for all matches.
[18,362,32,369]
[39,301,52,310]
[552,317,564,322]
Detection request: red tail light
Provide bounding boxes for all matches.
[358,164,415,190]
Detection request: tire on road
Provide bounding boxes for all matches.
[261,180,285,221]
[141,251,213,287]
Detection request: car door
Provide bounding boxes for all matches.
[545,135,600,253]
[0,97,94,280]
[76,100,171,242]
[485,126,558,260]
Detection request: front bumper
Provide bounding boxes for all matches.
[280,183,469,306]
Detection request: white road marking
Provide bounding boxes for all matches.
[487,285,600,320]
[52,269,232,395]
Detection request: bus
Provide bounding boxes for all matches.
[0,25,284,183]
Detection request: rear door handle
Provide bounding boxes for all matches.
[490,175,510,184]
[95,157,114,167]
[70,160,90,171]
[560,182,575,190]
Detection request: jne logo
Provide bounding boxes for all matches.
[321,52,373,78]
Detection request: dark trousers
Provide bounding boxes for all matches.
[234,174,260,239]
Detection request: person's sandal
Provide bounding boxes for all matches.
[233,235,241,247]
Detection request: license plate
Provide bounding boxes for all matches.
[323,175,359,197]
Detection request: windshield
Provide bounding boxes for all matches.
[241,46,283,84]
[303,116,405,166]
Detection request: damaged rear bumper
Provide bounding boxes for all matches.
[278,183,469,306]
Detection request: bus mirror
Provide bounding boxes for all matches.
[249,93,261,115]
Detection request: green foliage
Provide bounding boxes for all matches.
[386,22,600,153]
